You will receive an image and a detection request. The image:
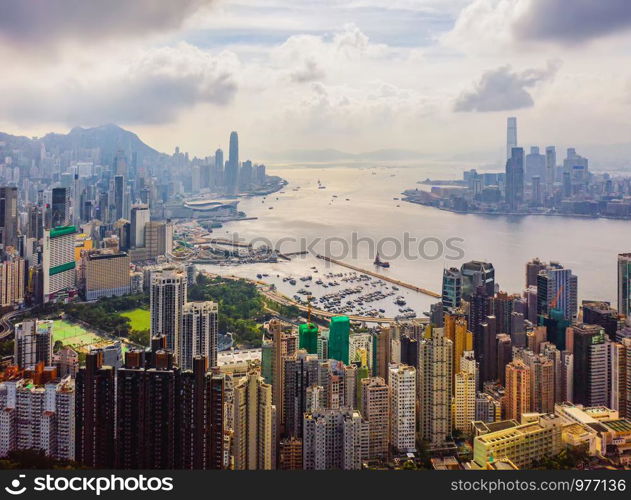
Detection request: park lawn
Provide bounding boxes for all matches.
[120,308,151,331]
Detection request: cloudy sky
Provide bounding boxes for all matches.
[1,0,631,161]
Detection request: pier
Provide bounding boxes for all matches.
[315,254,441,299]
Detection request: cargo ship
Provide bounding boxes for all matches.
[374,253,390,268]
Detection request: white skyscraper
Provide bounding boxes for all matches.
[507,116,517,160]
[389,363,416,453]
[180,301,219,371]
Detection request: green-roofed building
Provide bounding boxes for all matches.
[328,316,350,364]
[299,323,319,354]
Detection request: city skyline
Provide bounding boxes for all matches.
[1,1,631,161]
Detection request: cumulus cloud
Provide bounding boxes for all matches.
[0,0,214,46]
[454,61,560,112]
[0,43,237,126]
[514,0,631,44]
[290,59,326,83]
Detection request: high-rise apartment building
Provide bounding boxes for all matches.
[232,368,275,470]
[0,186,18,252]
[180,301,218,371]
[504,359,531,421]
[150,268,187,359]
[418,327,453,447]
[389,363,416,453]
[454,351,477,434]
[14,320,53,369]
[360,377,390,460]
[303,408,368,470]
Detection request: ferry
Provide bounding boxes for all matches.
[374,253,390,268]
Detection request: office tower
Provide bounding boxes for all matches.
[329,316,350,364]
[418,327,453,447]
[214,148,224,184]
[525,146,545,180]
[525,257,546,288]
[545,146,556,190]
[302,408,368,470]
[298,322,318,354]
[232,368,275,470]
[505,359,531,421]
[444,313,472,375]
[473,414,564,469]
[496,333,512,386]
[42,225,77,303]
[130,204,150,248]
[389,364,416,453]
[505,147,524,210]
[372,326,392,380]
[150,268,187,357]
[441,267,462,311]
[454,351,477,434]
[478,315,498,386]
[225,132,239,194]
[113,175,125,221]
[113,219,131,252]
[83,250,131,300]
[27,203,44,240]
[51,187,70,228]
[543,308,570,351]
[400,335,418,368]
[114,150,128,177]
[506,117,517,160]
[0,187,17,252]
[618,253,631,318]
[360,377,390,460]
[0,371,75,461]
[76,351,116,468]
[283,351,321,438]
[531,176,542,206]
[460,260,495,300]
[572,324,608,406]
[144,220,174,258]
[180,301,219,371]
[537,264,578,322]
[582,301,620,340]
[239,160,252,191]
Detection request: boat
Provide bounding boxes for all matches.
[374,253,390,268]
[289,279,296,285]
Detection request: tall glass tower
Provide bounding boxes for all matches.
[226,131,239,194]
[506,117,517,160]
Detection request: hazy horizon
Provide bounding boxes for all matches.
[1,1,631,163]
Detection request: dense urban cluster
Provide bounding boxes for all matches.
[404,117,631,219]
[0,124,631,471]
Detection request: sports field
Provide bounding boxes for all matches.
[52,320,112,352]
[120,308,150,331]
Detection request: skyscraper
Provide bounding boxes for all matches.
[51,187,70,228]
[618,253,631,318]
[180,301,219,371]
[441,267,462,311]
[506,117,517,160]
[505,359,531,421]
[505,147,524,210]
[328,316,350,364]
[418,327,453,447]
[536,264,578,322]
[150,268,187,359]
[232,368,275,470]
[14,320,53,369]
[545,146,556,190]
[0,187,18,252]
[130,204,150,248]
[454,351,477,434]
[460,260,495,300]
[572,324,608,406]
[389,364,416,453]
[360,377,390,460]
[226,132,239,194]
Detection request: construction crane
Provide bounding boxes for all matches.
[550,284,564,310]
